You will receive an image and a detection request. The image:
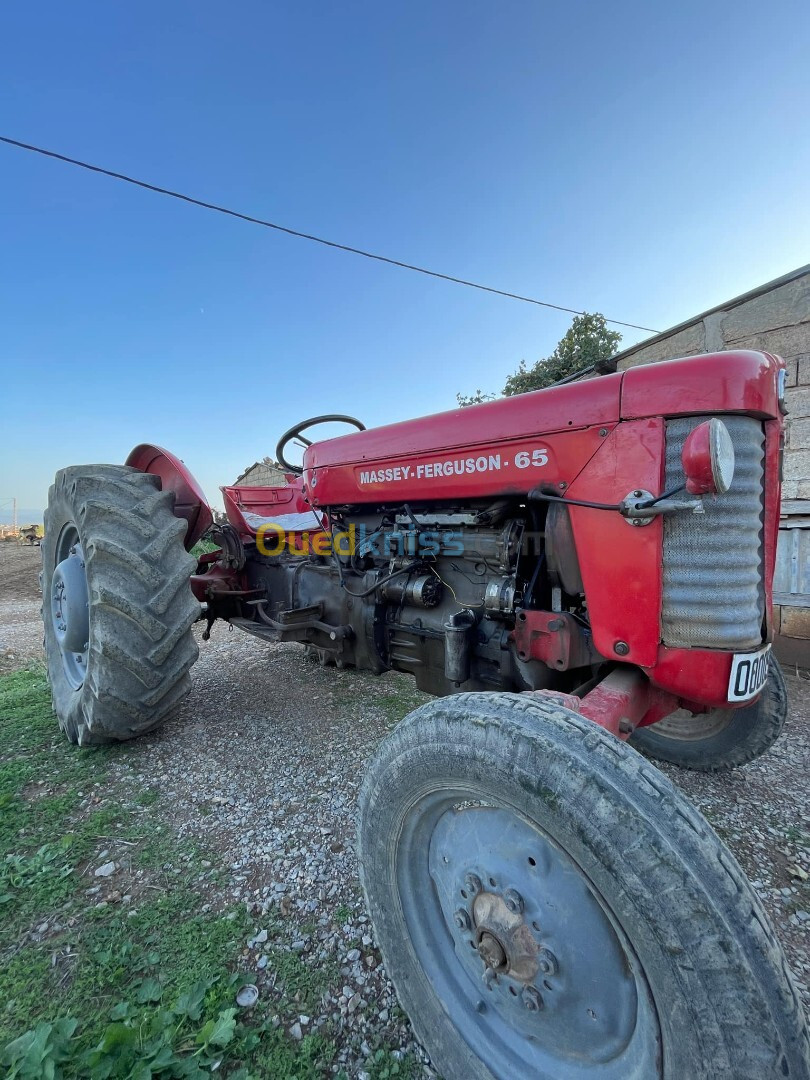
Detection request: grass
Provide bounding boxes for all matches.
[0,666,364,1078]
[333,670,430,731]
[190,539,221,557]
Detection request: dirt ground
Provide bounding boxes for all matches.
[2,541,809,1070]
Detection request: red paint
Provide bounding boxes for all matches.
[190,563,243,602]
[578,668,679,739]
[645,646,744,710]
[308,374,622,467]
[566,419,665,668]
[512,610,601,671]
[125,444,213,550]
[681,420,718,494]
[530,669,678,740]
[307,425,612,505]
[621,350,781,420]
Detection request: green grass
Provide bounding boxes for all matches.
[0,668,345,1078]
[0,665,418,1078]
[190,539,221,557]
[335,671,429,729]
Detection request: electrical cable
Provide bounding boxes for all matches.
[528,490,623,512]
[0,134,660,333]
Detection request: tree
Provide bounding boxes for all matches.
[457,312,621,406]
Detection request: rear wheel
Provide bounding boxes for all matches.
[42,465,200,745]
[630,658,787,771]
[358,693,808,1080]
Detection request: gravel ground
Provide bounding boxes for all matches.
[2,543,809,1074]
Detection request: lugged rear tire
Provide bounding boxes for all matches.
[358,693,809,1079]
[630,658,788,771]
[42,465,200,745]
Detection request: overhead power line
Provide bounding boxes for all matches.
[0,134,659,334]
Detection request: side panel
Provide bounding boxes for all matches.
[308,425,614,505]
[304,375,622,504]
[566,419,665,668]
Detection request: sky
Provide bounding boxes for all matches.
[1,0,809,517]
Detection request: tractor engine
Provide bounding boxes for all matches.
[234,498,588,697]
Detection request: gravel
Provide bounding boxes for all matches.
[2,543,808,1073]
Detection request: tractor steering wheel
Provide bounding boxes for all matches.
[275,414,366,475]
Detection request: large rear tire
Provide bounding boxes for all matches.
[630,658,788,771]
[42,465,199,745]
[358,693,809,1080]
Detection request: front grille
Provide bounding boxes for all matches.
[661,416,765,650]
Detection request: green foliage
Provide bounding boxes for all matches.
[4,1018,77,1080]
[0,668,412,1080]
[0,836,76,910]
[502,313,621,395]
[3,978,245,1079]
[455,388,496,408]
[458,311,622,404]
[190,539,220,557]
[366,1047,418,1078]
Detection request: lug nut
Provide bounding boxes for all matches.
[537,949,558,976]
[464,872,482,895]
[504,888,524,914]
[522,986,543,1012]
[453,909,471,931]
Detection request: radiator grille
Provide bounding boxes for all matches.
[661,416,765,650]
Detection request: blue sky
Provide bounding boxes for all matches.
[2,0,809,515]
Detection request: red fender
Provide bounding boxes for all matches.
[125,444,213,550]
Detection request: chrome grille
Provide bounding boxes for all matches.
[661,416,765,650]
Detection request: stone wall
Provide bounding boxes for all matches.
[614,265,809,662]
[234,458,289,487]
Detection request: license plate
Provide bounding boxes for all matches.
[728,645,771,703]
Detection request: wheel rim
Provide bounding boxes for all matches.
[397,789,661,1079]
[648,708,734,741]
[50,524,89,690]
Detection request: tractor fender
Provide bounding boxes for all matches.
[125,443,213,550]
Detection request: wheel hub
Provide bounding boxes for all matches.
[472,889,541,984]
[477,930,507,971]
[416,803,658,1077]
[50,537,89,689]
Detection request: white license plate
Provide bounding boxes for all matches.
[728,645,771,703]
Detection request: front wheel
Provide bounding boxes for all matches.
[630,658,788,771]
[42,465,200,745]
[358,693,808,1080]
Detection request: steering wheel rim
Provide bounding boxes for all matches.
[275,414,366,475]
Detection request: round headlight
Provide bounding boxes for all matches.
[682,418,735,495]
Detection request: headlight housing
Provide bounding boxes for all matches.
[681,418,735,495]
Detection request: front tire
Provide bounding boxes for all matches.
[42,465,199,745]
[358,693,808,1080]
[630,658,788,771]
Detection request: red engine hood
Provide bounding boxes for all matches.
[302,350,782,507]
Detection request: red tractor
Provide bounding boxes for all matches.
[42,350,808,1079]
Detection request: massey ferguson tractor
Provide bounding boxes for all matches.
[42,349,809,1079]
